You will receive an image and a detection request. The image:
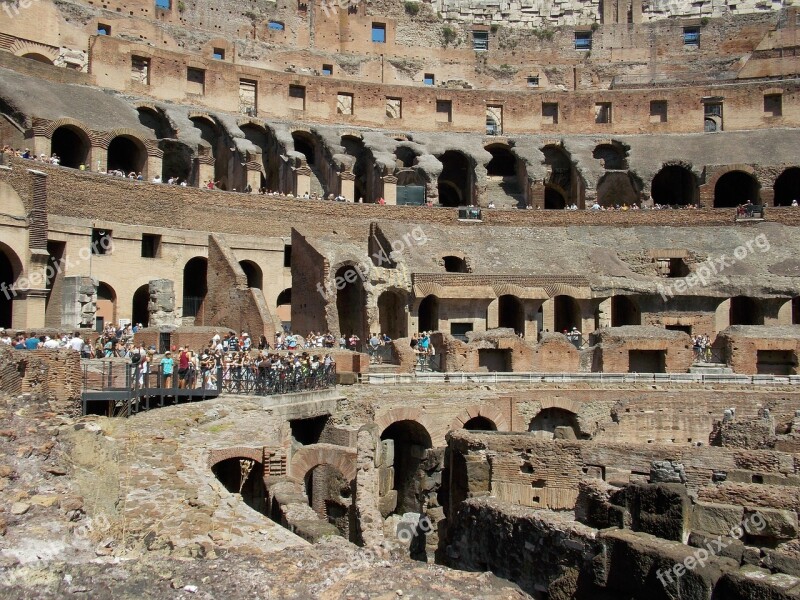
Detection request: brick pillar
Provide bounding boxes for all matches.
[616,0,627,24]
[32,135,50,160]
[195,157,215,188]
[90,145,107,173]
[541,298,555,333]
[22,169,50,328]
[146,155,162,181]
[531,182,545,209]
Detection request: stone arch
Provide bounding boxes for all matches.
[418,294,439,333]
[498,294,525,335]
[239,260,263,290]
[705,165,758,207]
[773,167,800,207]
[131,284,150,328]
[714,170,760,207]
[0,242,23,328]
[341,134,372,201]
[288,444,357,482]
[10,41,59,64]
[544,184,567,209]
[395,146,418,169]
[529,406,580,439]
[377,289,407,339]
[208,447,265,469]
[437,150,473,207]
[291,129,317,166]
[21,53,54,65]
[96,281,117,330]
[136,106,173,139]
[542,144,575,206]
[211,453,267,514]
[240,121,281,191]
[107,134,148,175]
[729,296,764,326]
[334,262,366,338]
[538,397,584,414]
[553,294,581,333]
[51,125,91,169]
[651,164,698,206]
[182,256,208,322]
[374,407,440,444]
[449,404,509,432]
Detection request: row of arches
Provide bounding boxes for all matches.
[42,115,800,207]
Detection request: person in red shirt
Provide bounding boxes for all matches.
[178,347,191,389]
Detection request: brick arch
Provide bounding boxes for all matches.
[33,118,92,140]
[10,40,59,63]
[288,444,357,482]
[543,283,589,299]
[537,398,583,414]
[491,283,529,298]
[449,404,509,432]
[207,446,264,468]
[188,112,218,128]
[374,407,444,446]
[704,164,756,188]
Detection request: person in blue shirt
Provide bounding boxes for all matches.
[25,334,40,350]
[160,350,174,388]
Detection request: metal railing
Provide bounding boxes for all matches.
[81,360,336,416]
[220,364,336,395]
[693,347,726,364]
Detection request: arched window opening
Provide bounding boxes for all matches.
[51,126,90,169]
[714,171,760,208]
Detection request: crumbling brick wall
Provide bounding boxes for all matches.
[204,234,276,338]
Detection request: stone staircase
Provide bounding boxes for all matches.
[689,362,734,375]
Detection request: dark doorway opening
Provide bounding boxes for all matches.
[714,171,760,207]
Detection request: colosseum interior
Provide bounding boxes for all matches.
[1,0,800,597]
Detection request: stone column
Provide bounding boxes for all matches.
[339,171,355,201]
[486,298,499,330]
[59,276,97,329]
[294,165,312,197]
[381,174,397,205]
[194,156,215,188]
[148,279,179,327]
[597,297,612,329]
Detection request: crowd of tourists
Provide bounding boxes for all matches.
[692,334,714,362]
[3,146,63,165]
